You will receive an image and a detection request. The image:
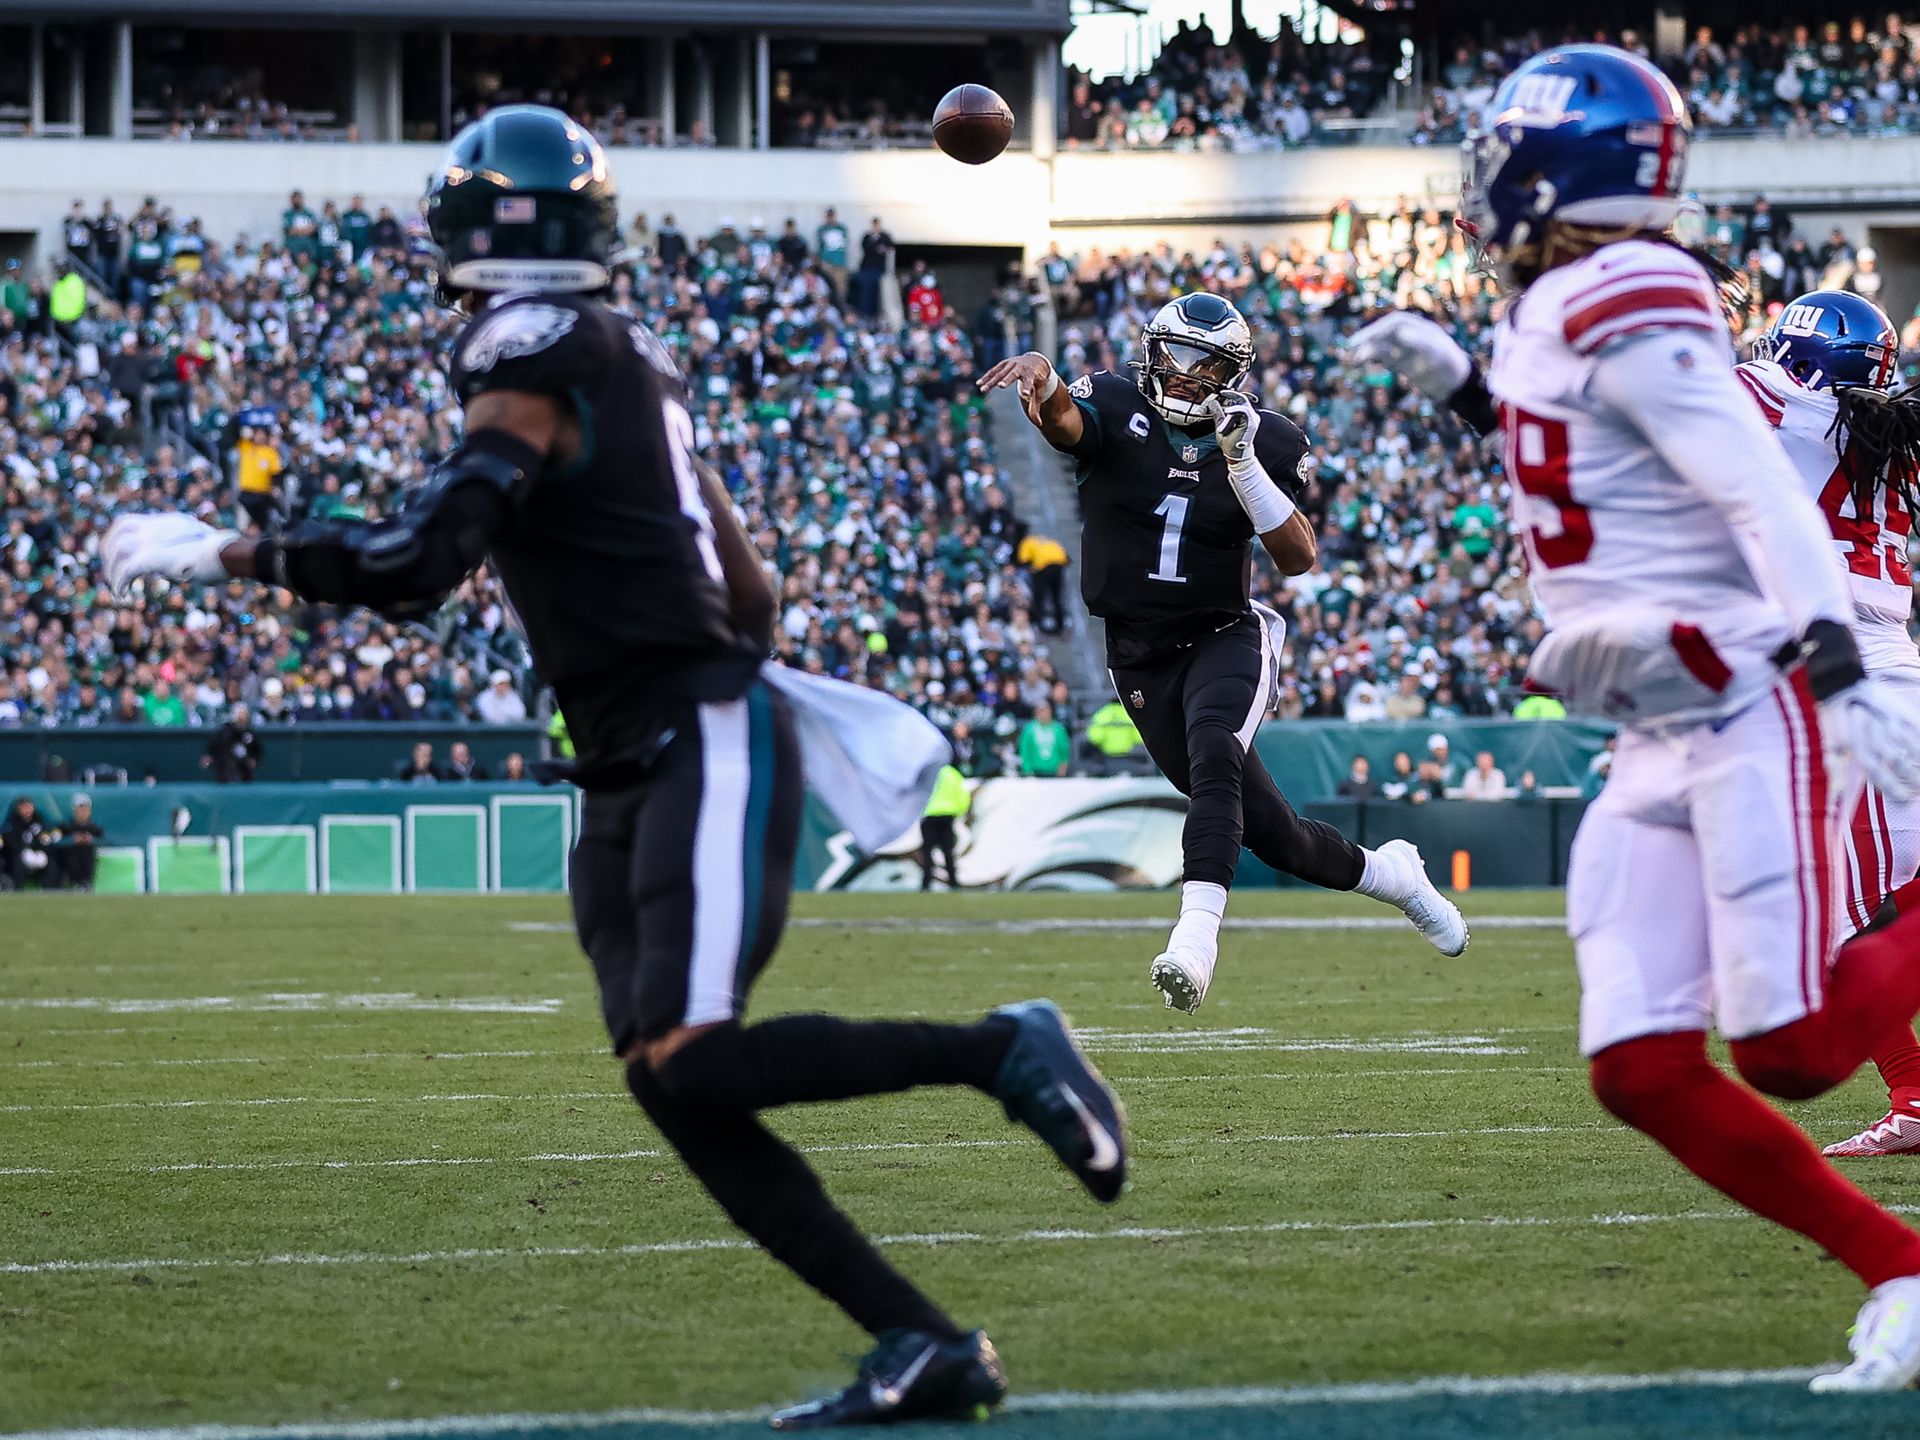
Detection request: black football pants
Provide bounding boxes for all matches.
[1110,613,1365,891]
[920,814,958,890]
[570,678,1012,1342]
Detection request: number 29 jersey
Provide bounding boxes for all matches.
[1733,357,1920,683]
[1059,370,1310,667]
[1486,240,1796,722]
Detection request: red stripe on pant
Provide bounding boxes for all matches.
[1773,681,1824,1008]
[1669,623,1733,693]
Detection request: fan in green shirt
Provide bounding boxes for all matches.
[816,216,850,269]
[1452,499,1501,559]
[342,200,372,260]
[282,191,319,259]
[141,683,189,727]
[1018,705,1071,777]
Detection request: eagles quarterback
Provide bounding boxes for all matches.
[980,293,1467,1014]
[102,105,1131,1429]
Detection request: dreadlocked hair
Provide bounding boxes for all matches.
[1831,383,1920,523]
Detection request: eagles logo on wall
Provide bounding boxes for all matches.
[814,777,1190,892]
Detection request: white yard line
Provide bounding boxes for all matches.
[4,1032,1543,1070]
[4,1050,574,1071]
[1,1064,1582,1115]
[503,914,1568,935]
[3,1365,1820,1439]
[0,1123,1624,1180]
[0,995,564,1016]
[0,1208,1776,1277]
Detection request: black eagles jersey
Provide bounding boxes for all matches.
[1059,370,1311,667]
[449,292,758,770]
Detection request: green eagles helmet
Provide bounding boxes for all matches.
[425,104,619,306]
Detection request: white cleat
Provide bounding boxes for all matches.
[1150,945,1215,1014]
[1810,1275,1920,1392]
[1379,839,1469,957]
[1824,1107,1920,1157]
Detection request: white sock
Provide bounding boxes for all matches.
[1351,848,1404,903]
[1169,880,1228,951]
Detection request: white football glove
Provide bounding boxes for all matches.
[102,513,241,599]
[1205,391,1261,470]
[1343,312,1474,400]
[1822,677,1920,804]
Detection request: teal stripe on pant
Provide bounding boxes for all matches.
[737,682,775,971]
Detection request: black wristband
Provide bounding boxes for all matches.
[253,539,289,589]
[1796,618,1867,702]
[1445,367,1498,436]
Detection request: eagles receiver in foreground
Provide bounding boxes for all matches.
[102,105,1130,1430]
[980,293,1467,1014]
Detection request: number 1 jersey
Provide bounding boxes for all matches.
[1059,370,1310,667]
[1733,357,1920,682]
[1487,239,1799,722]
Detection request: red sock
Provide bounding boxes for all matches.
[1592,1031,1920,1289]
[1875,1025,1920,1103]
[1888,874,1920,919]
[1728,908,1920,1098]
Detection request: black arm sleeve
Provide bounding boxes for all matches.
[255,430,540,614]
[1446,367,1499,437]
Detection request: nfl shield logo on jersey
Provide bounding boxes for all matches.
[1129,689,1146,709]
[1181,443,1199,464]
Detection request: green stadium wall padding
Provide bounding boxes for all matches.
[0,722,548,784]
[8,780,1590,894]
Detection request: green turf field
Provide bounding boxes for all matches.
[5,889,1920,1438]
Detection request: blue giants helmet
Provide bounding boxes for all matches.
[1763,290,1898,391]
[1461,45,1690,279]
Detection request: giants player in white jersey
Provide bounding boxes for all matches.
[1736,292,1920,1156]
[1348,44,1920,1391]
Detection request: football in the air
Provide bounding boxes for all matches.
[932,84,1015,164]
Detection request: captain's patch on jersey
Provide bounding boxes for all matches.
[1068,374,1094,399]
[462,304,578,372]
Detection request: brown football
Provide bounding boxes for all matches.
[932,83,1015,165]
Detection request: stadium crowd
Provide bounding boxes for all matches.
[0,194,1065,779]
[1037,191,1901,723]
[1066,11,1920,152]
[0,175,1897,778]
[86,11,1920,152]
[1063,14,1393,151]
[1415,16,1920,144]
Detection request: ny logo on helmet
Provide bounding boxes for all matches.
[1503,74,1578,124]
[1778,303,1825,337]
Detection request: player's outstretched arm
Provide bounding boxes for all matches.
[107,389,550,612]
[696,458,777,649]
[1343,312,1494,434]
[977,351,1085,450]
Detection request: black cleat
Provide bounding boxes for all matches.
[990,999,1128,1203]
[768,1328,1008,1429]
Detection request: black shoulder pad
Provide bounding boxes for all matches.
[1254,410,1314,501]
